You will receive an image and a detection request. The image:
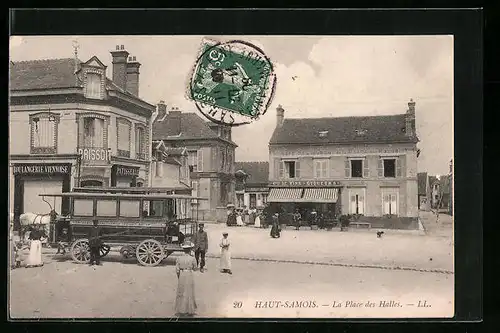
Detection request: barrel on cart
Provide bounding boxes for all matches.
[42,190,207,267]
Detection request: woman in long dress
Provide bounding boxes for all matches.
[175,241,198,317]
[26,225,44,268]
[254,211,261,228]
[236,211,244,226]
[219,232,232,274]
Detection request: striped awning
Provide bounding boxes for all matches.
[267,188,303,202]
[301,188,339,203]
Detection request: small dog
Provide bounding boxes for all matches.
[376,231,385,238]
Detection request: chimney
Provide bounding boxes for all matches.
[276,104,285,128]
[156,101,167,121]
[126,55,141,96]
[405,98,416,137]
[169,107,182,136]
[110,44,129,91]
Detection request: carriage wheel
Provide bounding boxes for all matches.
[70,239,90,264]
[136,239,164,267]
[99,244,111,258]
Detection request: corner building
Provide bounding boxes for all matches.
[268,101,420,229]
[9,45,155,228]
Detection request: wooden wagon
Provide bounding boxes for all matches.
[41,190,207,267]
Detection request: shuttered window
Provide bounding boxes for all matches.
[83,117,104,148]
[314,159,328,178]
[32,117,56,149]
[363,159,370,178]
[85,73,101,99]
[117,119,131,156]
[382,189,398,215]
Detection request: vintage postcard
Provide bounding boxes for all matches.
[9,34,454,319]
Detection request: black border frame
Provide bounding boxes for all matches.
[7,7,483,332]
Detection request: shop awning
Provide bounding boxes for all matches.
[301,188,339,203]
[267,188,303,202]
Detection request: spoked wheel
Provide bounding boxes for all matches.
[100,244,111,258]
[70,239,90,264]
[136,239,164,267]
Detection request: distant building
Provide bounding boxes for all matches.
[268,100,420,229]
[417,172,431,211]
[9,45,155,229]
[234,162,269,209]
[152,102,237,221]
[150,141,191,194]
[429,174,452,213]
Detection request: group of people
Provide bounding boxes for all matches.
[226,207,264,228]
[174,223,233,317]
[10,222,46,269]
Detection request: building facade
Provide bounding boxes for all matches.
[150,141,191,194]
[417,172,431,211]
[267,101,420,229]
[9,45,155,229]
[234,162,269,209]
[152,103,237,221]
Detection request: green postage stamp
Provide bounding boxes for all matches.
[187,39,277,126]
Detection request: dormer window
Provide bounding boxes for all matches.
[318,131,328,138]
[85,73,102,99]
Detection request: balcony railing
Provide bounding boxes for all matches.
[136,152,147,160]
[118,149,130,158]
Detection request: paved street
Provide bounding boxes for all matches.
[9,253,453,319]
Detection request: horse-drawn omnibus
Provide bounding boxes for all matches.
[40,191,207,267]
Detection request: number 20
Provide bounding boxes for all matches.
[233,301,243,308]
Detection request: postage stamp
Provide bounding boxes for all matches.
[187,38,277,126]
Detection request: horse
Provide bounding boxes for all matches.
[19,210,58,243]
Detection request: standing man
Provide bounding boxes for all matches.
[88,219,103,266]
[193,223,208,273]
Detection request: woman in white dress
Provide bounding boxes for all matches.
[26,225,44,268]
[219,232,232,274]
[254,210,261,228]
[236,211,244,226]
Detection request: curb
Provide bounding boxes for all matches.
[205,254,454,275]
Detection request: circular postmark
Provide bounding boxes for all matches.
[187,39,277,127]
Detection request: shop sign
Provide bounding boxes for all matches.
[246,187,269,192]
[13,163,71,175]
[269,180,341,187]
[78,148,112,162]
[115,165,140,177]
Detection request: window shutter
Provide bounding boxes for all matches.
[363,159,369,178]
[399,156,406,178]
[295,160,301,178]
[378,159,383,177]
[278,159,284,179]
[344,159,350,178]
[359,195,365,214]
[197,149,203,172]
[396,158,402,177]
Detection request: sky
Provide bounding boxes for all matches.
[10,35,453,176]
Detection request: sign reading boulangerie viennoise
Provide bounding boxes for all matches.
[13,163,72,175]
